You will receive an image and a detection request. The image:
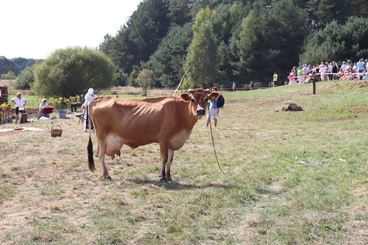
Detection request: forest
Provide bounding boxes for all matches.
[1,0,368,91]
[99,0,368,88]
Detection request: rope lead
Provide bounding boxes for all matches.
[209,120,227,174]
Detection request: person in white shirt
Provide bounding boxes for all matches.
[11,92,27,123]
[81,88,96,131]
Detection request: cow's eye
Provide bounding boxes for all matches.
[191,98,195,102]
[205,98,209,102]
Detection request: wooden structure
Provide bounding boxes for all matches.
[0,80,9,104]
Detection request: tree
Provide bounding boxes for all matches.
[168,0,192,26]
[127,66,141,87]
[135,69,154,96]
[184,7,219,88]
[146,23,192,88]
[236,0,306,84]
[33,47,115,97]
[300,17,368,65]
[15,67,34,89]
[1,71,16,79]
[0,56,19,76]
[105,0,171,74]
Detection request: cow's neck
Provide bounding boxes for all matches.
[186,103,199,128]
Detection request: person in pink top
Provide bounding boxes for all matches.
[288,72,296,84]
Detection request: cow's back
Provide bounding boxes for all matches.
[89,96,196,150]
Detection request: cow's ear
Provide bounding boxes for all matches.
[181,93,191,101]
[209,92,219,100]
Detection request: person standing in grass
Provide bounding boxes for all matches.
[11,92,27,123]
[272,72,278,87]
[205,87,224,128]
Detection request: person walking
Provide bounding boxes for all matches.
[81,88,96,131]
[11,92,27,123]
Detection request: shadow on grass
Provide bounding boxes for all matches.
[128,178,235,190]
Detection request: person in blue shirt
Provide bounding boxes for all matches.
[356,58,365,80]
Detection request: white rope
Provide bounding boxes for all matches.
[173,64,192,96]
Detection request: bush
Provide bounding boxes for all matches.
[33,47,115,97]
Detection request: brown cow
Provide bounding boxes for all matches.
[87,88,219,180]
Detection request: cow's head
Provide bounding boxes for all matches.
[181,88,219,118]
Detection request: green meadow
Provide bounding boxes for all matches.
[0,80,367,244]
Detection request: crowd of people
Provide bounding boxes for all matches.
[286,58,368,85]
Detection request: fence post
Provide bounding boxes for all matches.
[313,79,316,95]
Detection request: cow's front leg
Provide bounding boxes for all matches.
[159,142,168,181]
[165,149,174,181]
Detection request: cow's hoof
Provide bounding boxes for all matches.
[159,177,167,182]
[166,177,172,182]
[103,175,112,181]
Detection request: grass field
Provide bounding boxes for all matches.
[0,80,367,244]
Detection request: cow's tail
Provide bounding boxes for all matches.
[87,103,95,172]
[87,134,95,172]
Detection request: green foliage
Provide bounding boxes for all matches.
[11,57,40,72]
[32,47,114,97]
[127,66,141,87]
[184,7,219,88]
[236,0,306,84]
[15,67,34,89]
[96,0,368,87]
[300,17,368,65]
[0,71,17,79]
[0,56,19,75]
[168,0,192,26]
[101,0,171,74]
[114,70,129,87]
[146,23,192,88]
[135,69,154,96]
[46,95,81,110]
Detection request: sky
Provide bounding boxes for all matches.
[0,0,143,59]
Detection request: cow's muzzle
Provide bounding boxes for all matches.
[197,109,206,116]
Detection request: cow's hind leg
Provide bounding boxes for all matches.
[99,140,111,180]
[95,141,100,157]
[165,149,174,181]
[159,142,168,181]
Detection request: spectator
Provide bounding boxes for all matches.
[319,61,327,81]
[81,88,96,132]
[332,61,339,80]
[38,98,51,119]
[11,92,27,124]
[357,58,365,80]
[297,67,303,83]
[327,62,333,80]
[271,72,278,87]
[288,71,296,85]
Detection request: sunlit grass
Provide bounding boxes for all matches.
[1,80,367,244]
